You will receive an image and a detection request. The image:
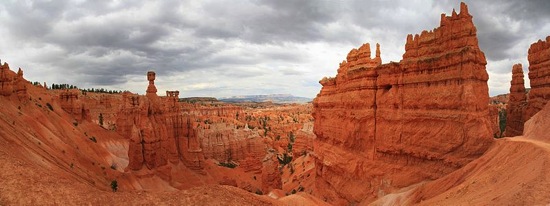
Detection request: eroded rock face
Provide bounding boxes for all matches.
[199,123,264,165]
[504,64,527,137]
[14,68,29,100]
[0,63,15,96]
[313,3,493,204]
[525,36,550,120]
[261,153,282,193]
[116,87,206,171]
[59,89,90,122]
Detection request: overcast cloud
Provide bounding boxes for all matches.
[0,0,549,98]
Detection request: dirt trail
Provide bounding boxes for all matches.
[508,137,550,151]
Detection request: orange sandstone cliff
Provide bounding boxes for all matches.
[525,36,550,120]
[504,64,527,137]
[313,3,493,204]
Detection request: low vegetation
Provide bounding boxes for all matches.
[218,162,237,168]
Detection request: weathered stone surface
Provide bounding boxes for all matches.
[504,64,527,137]
[0,63,15,96]
[14,68,29,100]
[261,153,282,193]
[59,89,90,122]
[525,36,550,120]
[116,89,195,171]
[313,3,493,204]
[199,123,264,165]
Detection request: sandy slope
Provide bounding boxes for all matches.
[370,137,550,205]
[371,103,550,205]
[0,147,278,205]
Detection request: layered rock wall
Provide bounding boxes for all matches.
[313,3,493,204]
[199,123,264,164]
[0,63,15,96]
[504,64,527,137]
[526,36,550,120]
[59,89,90,122]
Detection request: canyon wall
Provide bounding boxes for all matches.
[525,36,550,120]
[59,89,91,123]
[313,3,493,204]
[504,64,527,137]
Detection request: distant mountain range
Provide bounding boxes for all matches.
[219,94,312,104]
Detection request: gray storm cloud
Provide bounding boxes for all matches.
[0,0,549,97]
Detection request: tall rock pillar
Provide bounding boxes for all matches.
[504,64,527,136]
[525,36,550,120]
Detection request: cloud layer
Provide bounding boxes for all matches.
[1,0,549,97]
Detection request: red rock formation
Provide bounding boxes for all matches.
[525,36,550,120]
[115,73,210,172]
[0,64,30,101]
[0,62,15,96]
[292,122,314,156]
[146,71,157,96]
[504,64,527,137]
[59,89,90,122]
[199,123,264,164]
[0,58,315,196]
[261,153,282,193]
[14,68,29,100]
[116,91,177,171]
[93,71,315,192]
[313,3,493,204]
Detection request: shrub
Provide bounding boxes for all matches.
[89,136,97,143]
[110,180,118,192]
[218,162,237,168]
[277,153,292,166]
[99,113,104,126]
[46,103,54,111]
[287,143,293,152]
[497,110,507,138]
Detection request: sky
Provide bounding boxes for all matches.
[0,0,549,98]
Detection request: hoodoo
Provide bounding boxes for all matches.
[525,36,550,120]
[504,64,527,137]
[0,62,15,96]
[313,2,493,204]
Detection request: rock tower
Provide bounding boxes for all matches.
[313,2,493,204]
